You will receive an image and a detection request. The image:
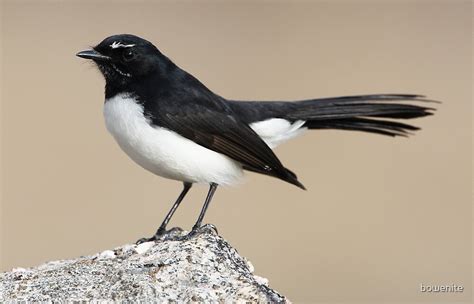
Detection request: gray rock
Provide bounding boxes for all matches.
[0,226,290,303]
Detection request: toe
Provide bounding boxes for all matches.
[135,236,156,245]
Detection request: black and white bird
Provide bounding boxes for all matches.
[77,34,434,242]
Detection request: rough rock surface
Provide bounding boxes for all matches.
[0,226,289,303]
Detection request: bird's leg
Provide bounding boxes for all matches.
[186,183,218,238]
[136,182,192,244]
[154,182,192,235]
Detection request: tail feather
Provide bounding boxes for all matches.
[305,118,421,137]
[227,94,437,189]
[298,94,435,105]
[293,103,433,119]
[287,94,436,137]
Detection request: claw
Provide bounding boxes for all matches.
[135,236,157,245]
[184,224,218,240]
[135,226,184,244]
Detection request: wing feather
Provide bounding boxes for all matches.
[146,98,304,189]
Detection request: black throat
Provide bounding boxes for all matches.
[103,60,224,131]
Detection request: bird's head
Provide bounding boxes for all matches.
[77,34,168,86]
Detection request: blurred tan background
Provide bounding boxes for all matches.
[1,0,472,303]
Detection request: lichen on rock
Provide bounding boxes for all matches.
[0,226,290,303]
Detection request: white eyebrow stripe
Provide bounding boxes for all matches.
[110,41,136,49]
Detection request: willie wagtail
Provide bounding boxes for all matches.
[77,34,435,243]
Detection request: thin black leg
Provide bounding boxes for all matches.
[191,183,218,231]
[155,182,192,234]
[136,182,192,244]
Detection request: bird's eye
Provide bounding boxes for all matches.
[122,49,136,62]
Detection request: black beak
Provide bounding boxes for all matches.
[76,49,111,61]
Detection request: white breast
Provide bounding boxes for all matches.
[103,94,244,185]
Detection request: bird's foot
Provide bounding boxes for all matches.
[183,223,218,240]
[136,226,183,244]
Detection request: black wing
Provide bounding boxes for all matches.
[146,97,305,189]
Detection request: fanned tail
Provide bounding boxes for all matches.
[286,94,436,137]
[226,94,437,189]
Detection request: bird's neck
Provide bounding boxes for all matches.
[104,66,216,102]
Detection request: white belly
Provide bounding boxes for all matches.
[103,94,244,185]
[103,94,307,185]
